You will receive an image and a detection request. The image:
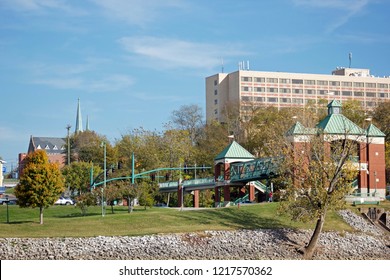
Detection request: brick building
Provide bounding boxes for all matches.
[18,136,66,176]
[287,100,386,199]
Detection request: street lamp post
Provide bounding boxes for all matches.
[101,142,106,217]
[5,195,9,223]
[365,117,372,196]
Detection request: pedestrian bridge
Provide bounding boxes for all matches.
[230,157,281,183]
[159,177,216,193]
[158,156,280,192]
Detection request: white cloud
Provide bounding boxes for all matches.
[89,0,186,26]
[27,58,134,92]
[292,0,372,32]
[32,74,134,92]
[293,0,370,11]
[1,0,86,15]
[118,36,248,70]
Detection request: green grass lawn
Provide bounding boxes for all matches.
[0,202,371,238]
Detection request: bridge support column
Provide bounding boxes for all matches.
[193,190,199,208]
[214,186,220,207]
[223,185,230,206]
[249,184,255,201]
[178,184,183,208]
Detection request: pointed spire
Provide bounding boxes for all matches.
[85,115,90,131]
[75,98,83,133]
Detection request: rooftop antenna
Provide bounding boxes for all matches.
[349,52,352,68]
[221,57,224,73]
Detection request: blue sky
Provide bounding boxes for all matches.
[0,0,389,172]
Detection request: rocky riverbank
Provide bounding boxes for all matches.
[1,210,389,260]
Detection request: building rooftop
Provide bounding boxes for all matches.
[28,136,66,155]
[215,140,254,161]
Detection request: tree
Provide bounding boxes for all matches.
[116,128,165,172]
[244,106,309,157]
[280,131,359,259]
[342,100,367,127]
[71,130,117,167]
[220,101,244,142]
[75,192,96,216]
[117,181,138,213]
[104,184,122,214]
[373,100,390,141]
[194,120,229,170]
[161,125,193,168]
[62,162,102,195]
[138,181,155,209]
[171,104,203,145]
[14,150,65,224]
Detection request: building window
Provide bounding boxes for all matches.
[342,91,352,96]
[267,78,278,83]
[292,79,303,84]
[214,89,218,95]
[366,83,376,88]
[255,97,265,102]
[214,80,218,86]
[317,80,328,86]
[378,83,388,89]
[293,89,303,94]
[354,82,364,87]
[318,90,327,95]
[241,96,251,102]
[342,82,352,87]
[330,81,340,86]
[241,76,252,82]
[214,99,218,105]
[241,86,252,92]
[305,89,316,95]
[268,97,278,102]
[280,88,291,93]
[267,87,278,93]
[214,109,218,114]
[366,101,376,107]
[281,98,291,103]
[354,91,364,97]
[379,92,388,98]
[255,77,265,83]
[366,92,376,98]
[305,80,316,85]
[292,98,303,104]
[280,78,290,84]
[255,87,265,92]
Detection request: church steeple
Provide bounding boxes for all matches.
[85,115,90,131]
[75,98,83,133]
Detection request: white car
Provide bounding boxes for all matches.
[54,197,74,205]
